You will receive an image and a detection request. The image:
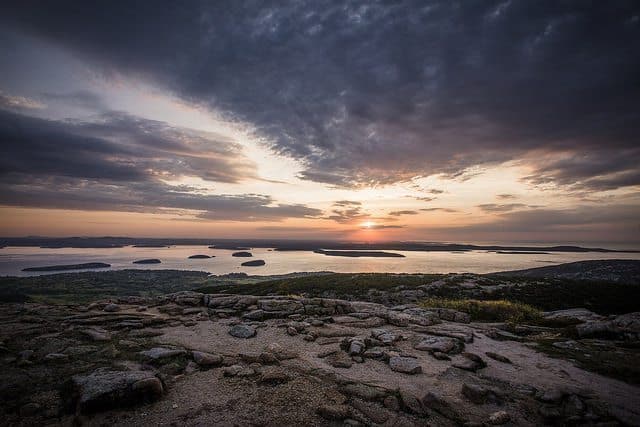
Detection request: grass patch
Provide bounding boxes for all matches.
[0,270,210,304]
[197,273,439,297]
[420,297,544,324]
[535,339,640,385]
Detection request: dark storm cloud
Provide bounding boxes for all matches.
[456,205,640,233]
[41,90,107,111]
[0,176,322,221]
[0,108,255,183]
[523,148,640,191]
[0,108,323,221]
[3,1,639,190]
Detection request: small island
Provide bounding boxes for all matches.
[22,262,111,272]
[241,259,266,266]
[494,251,551,255]
[313,250,405,258]
[209,245,251,250]
[232,251,253,257]
[188,254,213,259]
[132,258,162,264]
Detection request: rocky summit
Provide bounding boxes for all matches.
[1,286,639,426]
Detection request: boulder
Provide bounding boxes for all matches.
[488,410,511,425]
[389,356,422,374]
[80,327,111,342]
[69,368,163,414]
[229,324,257,338]
[139,347,187,360]
[259,367,290,385]
[192,351,223,366]
[544,308,604,324]
[317,405,351,420]
[414,336,461,354]
[453,353,486,372]
[103,303,121,312]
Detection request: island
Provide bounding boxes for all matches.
[209,245,251,250]
[313,250,405,258]
[494,251,551,255]
[132,258,162,264]
[188,254,213,259]
[241,259,266,266]
[232,251,253,257]
[22,262,111,272]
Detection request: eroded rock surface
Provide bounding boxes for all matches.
[0,290,638,426]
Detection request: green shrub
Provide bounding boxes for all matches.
[420,297,543,324]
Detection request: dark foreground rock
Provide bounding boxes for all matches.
[0,284,638,426]
[68,368,163,414]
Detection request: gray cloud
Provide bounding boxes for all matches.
[388,210,418,216]
[0,108,256,183]
[0,176,322,221]
[0,91,45,110]
[459,205,640,234]
[325,201,369,224]
[420,207,458,213]
[42,90,107,111]
[478,203,527,213]
[414,196,437,202]
[496,194,516,200]
[0,107,325,221]
[2,1,638,190]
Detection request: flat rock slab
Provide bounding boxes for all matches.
[71,368,163,414]
[414,335,461,354]
[389,356,422,374]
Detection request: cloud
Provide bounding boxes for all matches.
[325,200,369,224]
[477,203,527,213]
[0,91,45,110]
[333,200,362,207]
[2,2,638,190]
[523,148,640,191]
[497,194,516,200]
[420,207,458,213]
[363,224,405,230]
[0,108,256,183]
[0,176,322,222]
[388,210,418,216]
[0,107,324,222]
[42,90,107,111]
[458,205,640,234]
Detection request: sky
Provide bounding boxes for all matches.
[0,1,639,245]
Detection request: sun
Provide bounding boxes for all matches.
[361,221,376,229]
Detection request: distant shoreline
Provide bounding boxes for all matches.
[1,237,637,253]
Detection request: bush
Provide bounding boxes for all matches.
[420,298,543,324]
